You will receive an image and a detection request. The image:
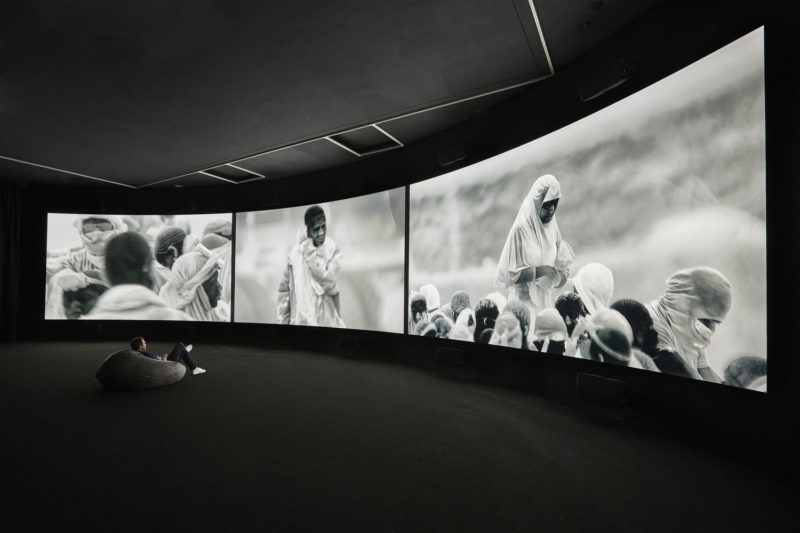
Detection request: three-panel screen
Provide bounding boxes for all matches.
[44,28,766,391]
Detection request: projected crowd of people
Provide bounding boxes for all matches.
[408,174,765,392]
[45,214,232,321]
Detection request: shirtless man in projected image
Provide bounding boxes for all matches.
[277,205,345,327]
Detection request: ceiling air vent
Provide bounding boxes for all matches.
[327,124,403,157]
[200,163,265,184]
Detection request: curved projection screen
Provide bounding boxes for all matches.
[235,187,405,333]
[45,213,233,321]
[409,28,766,391]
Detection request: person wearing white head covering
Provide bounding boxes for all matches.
[531,308,569,355]
[419,284,440,314]
[455,308,476,337]
[277,205,345,327]
[45,214,127,319]
[584,308,634,366]
[567,262,614,316]
[646,267,732,382]
[160,244,224,321]
[488,312,524,349]
[47,215,127,280]
[495,174,571,317]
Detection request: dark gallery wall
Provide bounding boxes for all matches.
[3,1,798,476]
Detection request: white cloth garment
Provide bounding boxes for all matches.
[647,267,732,371]
[84,284,190,320]
[571,263,614,316]
[495,174,566,314]
[277,230,345,327]
[159,247,223,321]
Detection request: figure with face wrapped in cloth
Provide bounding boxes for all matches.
[495,175,573,317]
[160,243,225,322]
[646,267,732,382]
[45,215,127,319]
[277,205,345,327]
[151,227,188,292]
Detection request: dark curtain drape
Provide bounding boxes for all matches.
[0,182,22,340]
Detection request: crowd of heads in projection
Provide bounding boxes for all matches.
[46,213,232,321]
[409,171,760,389]
[408,28,767,391]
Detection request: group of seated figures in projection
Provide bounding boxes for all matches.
[46,214,232,321]
[408,175,766,392]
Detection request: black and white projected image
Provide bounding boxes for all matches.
[45,213,233,321]
[235,188,405,333]
[409,28,767,391]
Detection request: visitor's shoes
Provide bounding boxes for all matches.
[192,367,206,375]
[185,344,193,352]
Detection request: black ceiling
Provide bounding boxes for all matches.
[0,1,664,188]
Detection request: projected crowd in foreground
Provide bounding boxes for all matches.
[408,28,767,391]
[45,213,233,321]
[235,187,405,333]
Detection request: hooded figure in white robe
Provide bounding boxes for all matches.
[646,267,732,382]
[495,174,571,315]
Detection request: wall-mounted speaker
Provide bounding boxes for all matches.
[577,58,629,102]
[338,334,361,350]
[576,372,631,408]
[339,177,363,195]
[437,144,467,167]
[436,346,465,367]
[260,194,281,209]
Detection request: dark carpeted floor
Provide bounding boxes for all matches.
[0,341,795,532]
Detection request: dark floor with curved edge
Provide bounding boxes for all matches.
[0,341,795,532]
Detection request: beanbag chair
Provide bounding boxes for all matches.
[96,350,186,390]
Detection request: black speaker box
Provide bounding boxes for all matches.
[576,372,632,408]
